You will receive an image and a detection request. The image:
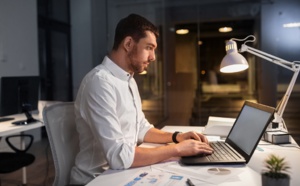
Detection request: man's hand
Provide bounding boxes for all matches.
[174,131,213,157]
[131,129,213,168]
[176,131,209,144]
[175,139,213,157]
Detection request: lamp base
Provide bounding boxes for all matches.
[264,131,290,144]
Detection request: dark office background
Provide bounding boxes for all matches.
[0,0,300,185]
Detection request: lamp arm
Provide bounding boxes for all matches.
[240,44,300,129]
[276,67,300,117]
[240,44,295,71]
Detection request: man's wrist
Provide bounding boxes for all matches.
[172,131,181,143]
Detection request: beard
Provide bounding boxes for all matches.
[131,61,145,73]
[128,46,148,73]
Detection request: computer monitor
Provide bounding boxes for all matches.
[0,76,40,121]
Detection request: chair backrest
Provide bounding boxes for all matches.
[43,102,79,186]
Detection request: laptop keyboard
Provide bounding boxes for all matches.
[207,142,240,161]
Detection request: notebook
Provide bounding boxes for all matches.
[181,101,275,165]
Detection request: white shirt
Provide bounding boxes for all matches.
[70,56,153,184]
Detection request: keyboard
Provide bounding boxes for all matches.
[207,142,240,161]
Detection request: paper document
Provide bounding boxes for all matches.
[151,161,244,185]
[203,116,236,137]
[120,170,187,186]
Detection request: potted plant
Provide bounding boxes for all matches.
[262,154,290,186]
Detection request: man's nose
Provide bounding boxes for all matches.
[149,51,156,62]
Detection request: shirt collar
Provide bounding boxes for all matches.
[102,56,133,81]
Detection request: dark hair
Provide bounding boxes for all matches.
[112,14,159,50]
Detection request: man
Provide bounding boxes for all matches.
[70,14,213,184]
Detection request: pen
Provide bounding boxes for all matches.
[186,178,195,186]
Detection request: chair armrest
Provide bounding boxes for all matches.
[5,134,34,153]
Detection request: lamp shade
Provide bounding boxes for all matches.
[220,40,249,73]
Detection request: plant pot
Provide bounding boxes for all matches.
[262,174,290,186]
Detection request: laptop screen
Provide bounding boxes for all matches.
[226,101,274,156]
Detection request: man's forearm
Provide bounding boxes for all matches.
[133,128,213,168]
[131,145,178,167]
[143,128,173,143]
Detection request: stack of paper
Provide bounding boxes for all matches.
[203,116,236,137]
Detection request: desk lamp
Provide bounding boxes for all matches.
[220,35,300,131]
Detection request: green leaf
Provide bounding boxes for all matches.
[263,154,290,178]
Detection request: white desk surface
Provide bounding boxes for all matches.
[0,113,43,136]
[87,125,300,186]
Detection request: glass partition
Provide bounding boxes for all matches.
[105,0,300,127]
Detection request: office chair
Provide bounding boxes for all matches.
[43,102,80,186]
[0,134,35,184]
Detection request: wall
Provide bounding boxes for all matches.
[0,0,39,77]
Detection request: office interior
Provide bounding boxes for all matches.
[0,0,299,185]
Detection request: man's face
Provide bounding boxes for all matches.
[128,31,157,74]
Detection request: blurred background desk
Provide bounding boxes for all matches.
[87,125,300,186]
[0,113,44,185]
[0,113,43,136]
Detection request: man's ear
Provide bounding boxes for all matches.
[123,36,133,52]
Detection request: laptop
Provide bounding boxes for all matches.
[181,101,275,165]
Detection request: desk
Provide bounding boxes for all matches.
[0,113,43,136]
[0,113,44,185]
[87,126,300,186]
